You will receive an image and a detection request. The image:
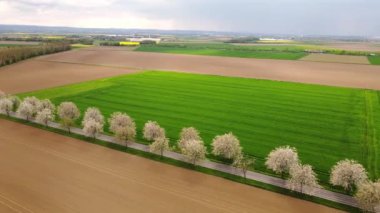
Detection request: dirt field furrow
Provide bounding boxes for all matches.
[0,119,342,213]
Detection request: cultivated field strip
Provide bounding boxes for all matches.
[20,71,380,182]
[136,44,307,60]
[300,54,370,64]
[35,48,380,90]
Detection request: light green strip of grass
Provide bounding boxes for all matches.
[136,43,307,60]
[368,56,380,65]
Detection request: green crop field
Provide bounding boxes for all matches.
[136,43,308,60]
[135,43,372,60]
[19,71,380,184]
[368,56,380,65]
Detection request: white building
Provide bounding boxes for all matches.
[128,38,161,44]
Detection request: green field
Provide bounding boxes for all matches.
[368,56,380,65]
[20,71,380,184]
[136,43,308,60]
[135,43,375,60]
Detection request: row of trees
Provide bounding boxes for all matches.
[0,43,71,66]
[0,92,379,211]
[264,146,379,211]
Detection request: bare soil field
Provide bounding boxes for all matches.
[0,59,137,94]
[1,47,380,95]
[0,41,40,45]
[300,53,370,64]
[0,119,341,213]
[37,47,380,90]
[322,42,380,52]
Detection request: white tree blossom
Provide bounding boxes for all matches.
[181,139,207,166]
[211,132,242,160]
[330,159,368,192]
[57,102,80,132]
[265,146,299,178]
[287,163,319,194]
[17,102,35,120]
[178,127,201,149]
[0,98,13,116]
[16,97,40,120]
[143,120,165,141]
[8,96,20,112]
[82,118,103,139]
[37,99,55,112]
[23,96,40,109]
[82,107,104,125]
[149,137,170,157]
[355,180,380,212]
[233,154,255,179]
[108,112,136,146]
[35,108,55,126]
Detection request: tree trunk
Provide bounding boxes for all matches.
[347,184,352,194]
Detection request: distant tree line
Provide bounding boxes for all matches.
[99,41,121,46]
[225,37,259,43]
[0,43,71,67]
[1,36,94,45]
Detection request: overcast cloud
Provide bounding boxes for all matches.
[0,0,379,36]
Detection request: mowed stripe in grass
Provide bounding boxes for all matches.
[20,71,380,183]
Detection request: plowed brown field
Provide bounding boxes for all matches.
[300,53,370,64]
[0,47,379,94]
[0,119,342,213]
[0,58,137,94]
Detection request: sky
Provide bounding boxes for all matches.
[0,0,380,36]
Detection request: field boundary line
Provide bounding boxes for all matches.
[34,59,143,71]
[3,113,358,208]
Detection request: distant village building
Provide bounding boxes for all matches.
[259,38,278,41]
[127,37,161,44]
[258,38,294,43]
[305,49,325,54]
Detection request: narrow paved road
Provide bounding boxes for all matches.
[8,113,358,208]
